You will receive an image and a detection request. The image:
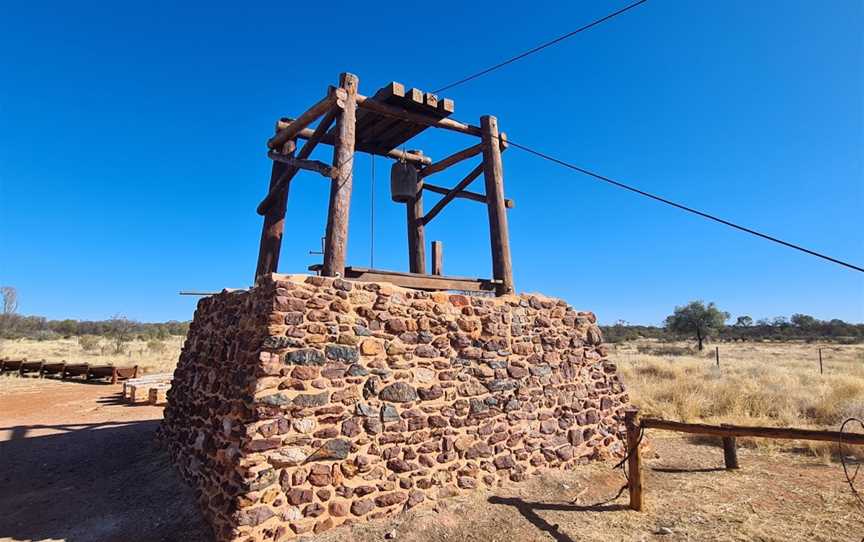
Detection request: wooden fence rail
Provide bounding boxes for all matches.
[625,408,864,511]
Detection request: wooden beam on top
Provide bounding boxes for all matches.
[422,182,515,208]
[341,266,499,293]
[420,162,485,226]
[355,93,481,137]
[267,88,338,150]
[419,143,484,178]
[287,124,432,165]
[258,109,338,215]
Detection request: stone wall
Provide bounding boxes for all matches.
[160,274,629,542]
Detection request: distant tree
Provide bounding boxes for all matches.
[790,313,818,328]
[106,314,134,354]
[665,301,730,351]
[1,286,18,315]
[734,316,753,327]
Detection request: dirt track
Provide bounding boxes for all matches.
[1,377,862,542]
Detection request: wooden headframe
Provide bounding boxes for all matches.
[255,73,515,295]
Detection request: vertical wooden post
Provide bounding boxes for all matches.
[254,145,292,283]
[323,72,359,277]
[624,408,643,511]
[715,346,720,368]
[407,189,426,274]
[722,435,739,469]
[432,241,443,275]
[480,115,514,296]
[818,347,823,374]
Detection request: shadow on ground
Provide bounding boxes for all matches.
[0,419,209,542]
[488,496,627,542]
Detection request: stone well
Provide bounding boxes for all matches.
[159,274,630,541]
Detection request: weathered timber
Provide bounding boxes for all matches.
[341,266,498,292]
[322,73,359,277]
[432,241,443,275]
[267,151,333,178]
[258,110,338,216]
[722,435,739,469]
[407,191,425,274]
[421,162,485,226]
[355,94,481,137]
[625,409,643,511]
[419,143,484,178]
[422,182,515,208]
[267,89,337,150]
[480,115,514,296]
[286,124,431,165]
[641,418,864,445]
[255,148,292,281]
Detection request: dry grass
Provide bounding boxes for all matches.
[613,340,864,458]
[0,335,184,375]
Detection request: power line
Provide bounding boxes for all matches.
[432,0,649,94]
[502,137,864,273]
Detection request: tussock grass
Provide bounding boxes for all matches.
[614,341,864,459]
[0,336,184,375]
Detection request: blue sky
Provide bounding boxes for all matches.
[1,0,862,325]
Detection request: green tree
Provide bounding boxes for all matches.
[790,313,818,328]
[106,314,134,354]
[734,315,753,327]
[665,301,729,351]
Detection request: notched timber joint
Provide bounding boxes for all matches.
[267,151,334,179]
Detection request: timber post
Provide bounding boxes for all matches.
[480,115,514,295]
[624,408,643,511]
[407,163,426,274]
[432,241,443,275]
[255,147,291,282]
[323,73,359,277]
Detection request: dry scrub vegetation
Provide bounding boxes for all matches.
[614,340,864,457]
[0,335,184,375]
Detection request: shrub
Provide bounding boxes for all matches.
[147,339,167,353]
[79,335,101,352]
[636,344,693,357]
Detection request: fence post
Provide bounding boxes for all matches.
[721,424,739,469]
[715,346,720,368]
[624,408,643,511]
[818,348,823,374]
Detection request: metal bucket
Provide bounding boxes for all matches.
[390,162,419,203]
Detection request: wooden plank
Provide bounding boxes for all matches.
[421,162,485,226]
[422,183,515,208]
[355,94,480,137]
[343,267,497,292]
[432,241,443,275]
[267,89,337,149]
[641,418,864,445]
[419,143,484,178]
[480,115,514,296]
[625,409,643,511]
[322,73,359,278]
